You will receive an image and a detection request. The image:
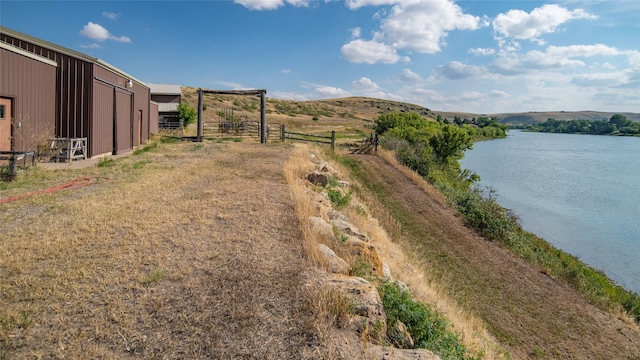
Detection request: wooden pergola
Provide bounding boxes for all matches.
[196,88,267,143]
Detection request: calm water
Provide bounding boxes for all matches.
[460,130,640,294]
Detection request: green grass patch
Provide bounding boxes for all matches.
[96,158,115,168]
[378,281,480,360]
[327,188,352,209]
[139,268,166,285]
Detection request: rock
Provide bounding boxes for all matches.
[338,180,350,187]
[317,244,350,274]
[382,262,392,279]
[380,347,441,359]
[389,320,414,349]
[321,274,387,343]
[344,238,384,277]
[318,161,336,173]
[309,216,334,240]
[328,209,349,222]
[307,172,329,187]
[330,219,368,241]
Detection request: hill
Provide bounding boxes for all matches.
[181,87,640,128]
[434,110,640,126]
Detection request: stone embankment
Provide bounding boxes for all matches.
[301,156,440,360]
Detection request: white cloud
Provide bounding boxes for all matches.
[350,27,361,38]
[342,0,483,64]
[469,47,495,56]
[313,85,351,98]
[345,0,397,10]
[571,72,625,87]
[490,44,628,75]
[341,39,406,64]
[80,43,101,49]
[434,61,486,80]
[380,0,483,54]
[234,0,308,10]
[102,11,119,20]
[79,22,131,43]
[398,68,422,82]
[281,69,292,74]
[493,4,597,45]
[351,77,380,92]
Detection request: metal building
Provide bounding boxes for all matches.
[0,41,57,153]
[147,83,182,129]
[0,26,152,158]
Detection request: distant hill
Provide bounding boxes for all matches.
[180,87,639,127]
[434,110,640,126]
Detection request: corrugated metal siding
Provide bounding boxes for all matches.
[2,29,152,157]
[158,103,179,112]
[92,81,114,156]
[150,102,159,134]
[151,94,181,104]
[1,33,92,146]
[94,66,150,148]
[0,47,56,152]
[115,89,132,154]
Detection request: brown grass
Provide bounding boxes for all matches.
[1,140,320,359]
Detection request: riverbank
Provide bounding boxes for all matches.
[336,150,640,359]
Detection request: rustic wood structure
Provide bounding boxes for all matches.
[0,150,36,181]
[280,125,336,151]
[196,89,267,143]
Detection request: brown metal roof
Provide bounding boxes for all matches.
[0,26,148,89]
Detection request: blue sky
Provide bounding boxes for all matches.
[1,0,639,113]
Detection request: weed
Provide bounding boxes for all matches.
[327,189,352,209]
[378,281,479,360]
[327,174,341,188]
[133,142,158,155]
[139,268,166,285]
[349,257,373,278]
[133,160,152,169]
[97,158,115,168]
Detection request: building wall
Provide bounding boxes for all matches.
[1,29,151,158]
[0,46,56,152]
[150,102,159,134]
[151,94,180,104]
[0,34,93,142]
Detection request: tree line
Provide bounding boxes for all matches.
[525,114,640,136]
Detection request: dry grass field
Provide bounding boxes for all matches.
[2,96,639,359]
[1,139,324,359]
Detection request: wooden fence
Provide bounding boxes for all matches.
[0,151,36,181]
[279,125,335,150]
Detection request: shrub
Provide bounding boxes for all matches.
[327,189,352,209]
[378,281,478,360]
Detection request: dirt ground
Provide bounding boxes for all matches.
[1,141,320,359]
[351,154,640,360]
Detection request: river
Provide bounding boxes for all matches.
[460,130,640,294]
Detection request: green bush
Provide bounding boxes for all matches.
[378,281,478,360]
[177,101,197,127]
[327,189,352,209]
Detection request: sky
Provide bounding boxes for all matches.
[1,0,639,114]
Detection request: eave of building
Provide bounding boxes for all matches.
[0,26,148,89]
[0,41,58,67]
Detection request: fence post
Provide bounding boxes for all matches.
[197,89,203,142]
[331,131,336,151]
[281,124,286,142]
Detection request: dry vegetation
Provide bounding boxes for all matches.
[1,139,323,359]
[2,92,639,359]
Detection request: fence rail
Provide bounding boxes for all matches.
[0,151,36,181]
[280,125,336,150]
